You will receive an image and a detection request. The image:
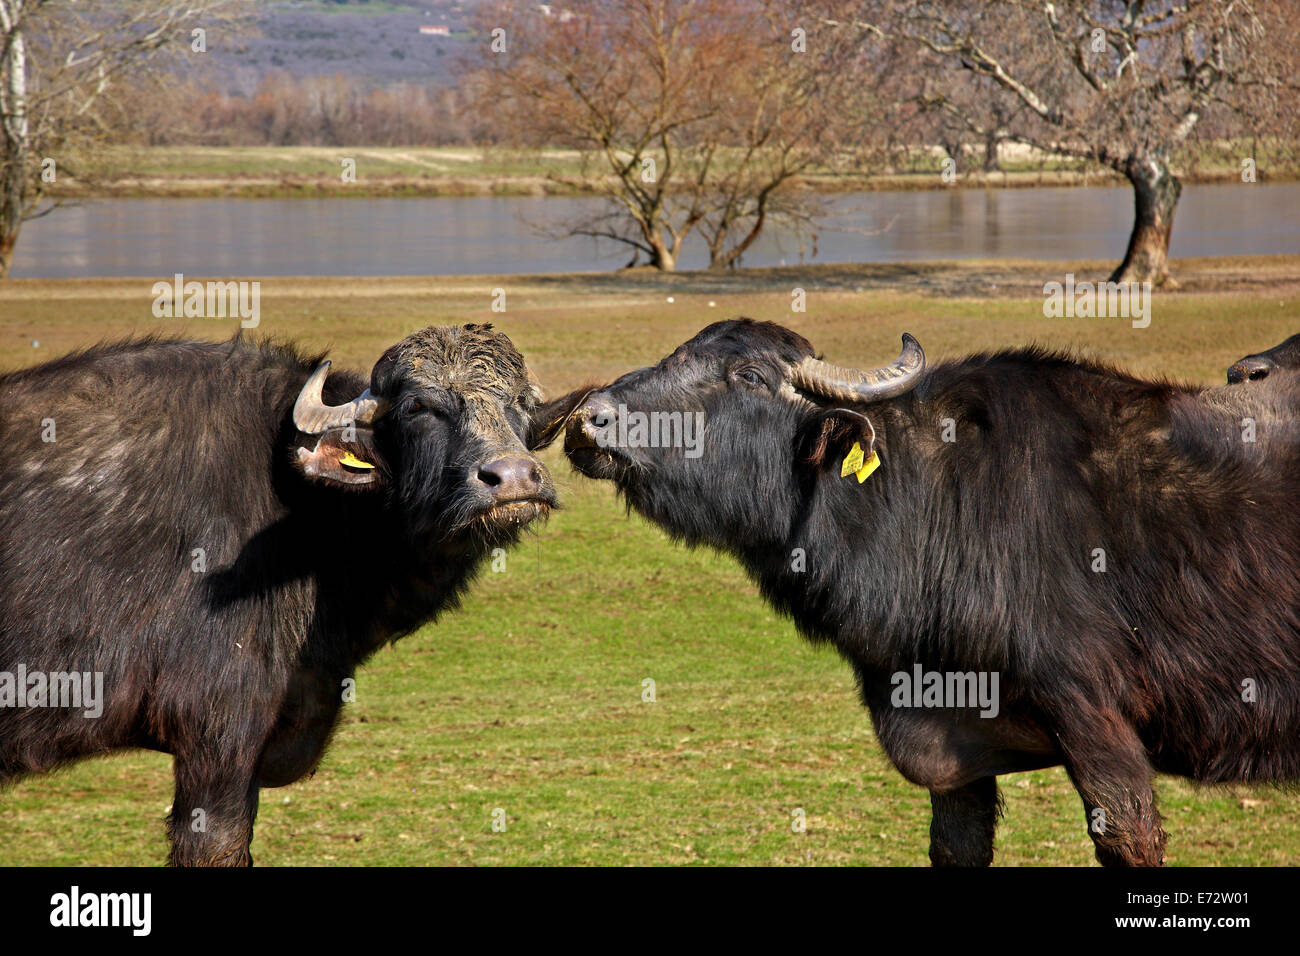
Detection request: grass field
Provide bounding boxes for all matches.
[1,256,1299,865]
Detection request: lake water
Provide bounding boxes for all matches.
[12,183,1300,279]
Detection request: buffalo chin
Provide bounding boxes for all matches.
[567,446,627,482]
[463,498,552,543]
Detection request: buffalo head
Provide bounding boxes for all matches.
[563,318,924,548]
[291,323,584,549]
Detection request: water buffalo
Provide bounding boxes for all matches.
[1227,332,1300,383]
[0,325,582,865]
[564,319,1300,866]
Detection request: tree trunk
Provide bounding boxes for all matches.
[1,12,29,281]
[709,214,763,271]
[631,212,677,271]
[940,136,961,173]
[982,132,1001,172]
[647,235,676,271]
[708,193,773,271]
[1110,156,1182,286]
[706,231,729,271]
[0,229,16,279]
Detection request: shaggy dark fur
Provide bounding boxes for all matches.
[0,325,584,866]
[1227,331,1300,383]
[564,318,1300,867]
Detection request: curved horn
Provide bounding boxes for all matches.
[789,333,925,404]
[293,361,391,434]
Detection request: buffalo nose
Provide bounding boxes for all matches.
[475,455,542,500]
[568,397,618,449]
[1227,357,1275,384]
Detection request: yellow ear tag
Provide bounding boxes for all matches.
[855,449,881,483]
[338,451,374,470]
[840,441,865,478]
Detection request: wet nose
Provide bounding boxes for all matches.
[475,455,543,500]
[567,396,618,449]
[1227,356,1275,384]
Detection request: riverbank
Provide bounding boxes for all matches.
[47,144,1292,200]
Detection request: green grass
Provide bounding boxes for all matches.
[1,257,1299,865]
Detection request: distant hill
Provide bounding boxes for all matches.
[212,0,481,93]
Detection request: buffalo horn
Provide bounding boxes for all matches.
[293,361,390,434]
[789,333,925,403]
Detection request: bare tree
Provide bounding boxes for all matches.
[851,1,1300,285]
[472,0,874,271]
[0,1,247,278]
[909,73,1024,174]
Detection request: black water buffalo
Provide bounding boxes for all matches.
[0,325,581,865]
[1227,332,1300,383]
[564,319,1300,866]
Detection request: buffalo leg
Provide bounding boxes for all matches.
[929,776,1000,867]
[167,753,260,867]
[1057,717,1166,866]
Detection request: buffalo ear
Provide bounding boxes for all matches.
[292,428,388,489]
[526,387,594,450]
[797,408,876,473]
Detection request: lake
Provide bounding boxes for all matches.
[12,183,1300,279]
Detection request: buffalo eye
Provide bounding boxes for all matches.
[401,396,434,418]
[732,367,766,389]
